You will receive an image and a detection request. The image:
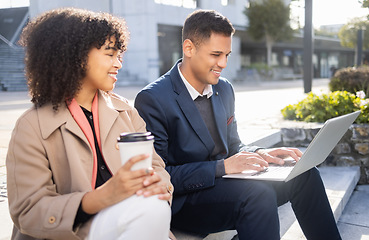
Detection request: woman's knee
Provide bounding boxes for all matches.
[138,196,171,221]
[89,196,171,239]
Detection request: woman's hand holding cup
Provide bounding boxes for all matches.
[81,153,154,214]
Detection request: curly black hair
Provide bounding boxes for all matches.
[19,8,129,110]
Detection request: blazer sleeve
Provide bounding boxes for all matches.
[135,90,217,195]
[6,114,85,240]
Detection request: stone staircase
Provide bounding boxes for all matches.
[0,44,27,91]
[173,130,362,240]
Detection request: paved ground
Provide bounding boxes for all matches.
[0,79,368,239]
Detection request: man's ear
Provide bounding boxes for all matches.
[182,39,195,58]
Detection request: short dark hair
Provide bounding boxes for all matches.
[182,10,235,46]
[19,8,129,110]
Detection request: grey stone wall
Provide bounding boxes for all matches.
[280,125,369,184]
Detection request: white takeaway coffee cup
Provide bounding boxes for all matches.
[117,132,154,171]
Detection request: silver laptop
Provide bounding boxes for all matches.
[223,111,360,182]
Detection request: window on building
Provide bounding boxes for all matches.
[0,0,29,8]
[154,0,197,8]
[221,0,235,6]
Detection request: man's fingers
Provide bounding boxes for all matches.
[270,156,284,165]
[251,157,269,168]
[292,148,303,158]
[258,148,303,164]
[278,148,302,162]
[259,152,284,165]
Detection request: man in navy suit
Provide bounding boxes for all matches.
[135,10,341,240]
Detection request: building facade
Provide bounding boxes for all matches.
[24,0,365,84]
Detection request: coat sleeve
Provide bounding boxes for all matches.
[135,90,217,195]
[6,113,85,240]
[127,106,174,203]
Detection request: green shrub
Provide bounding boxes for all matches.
[329,66,369,96]
[281,91,369,123]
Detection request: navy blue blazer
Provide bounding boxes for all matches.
[135,60,259,213]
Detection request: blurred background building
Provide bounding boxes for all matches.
[0,0,366,91]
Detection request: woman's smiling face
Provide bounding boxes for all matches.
[82,37,123,92]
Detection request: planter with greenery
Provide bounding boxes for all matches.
[280,77,369,183]
[281,90,369,123]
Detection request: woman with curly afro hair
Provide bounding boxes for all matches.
[6,8,173,240]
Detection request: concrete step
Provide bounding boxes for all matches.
[173,166,361,240]
[337,185,369,239]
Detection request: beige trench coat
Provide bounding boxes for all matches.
[6,90,173,240]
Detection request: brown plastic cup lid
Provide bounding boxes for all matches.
[117,132,154,142]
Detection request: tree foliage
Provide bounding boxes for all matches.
[244,0,293,66]
[245,0,293,41]
[359,0,369,19]
[360,0,369,8]
[338,17,369,50]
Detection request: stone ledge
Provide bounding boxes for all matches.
[247,130,281,148]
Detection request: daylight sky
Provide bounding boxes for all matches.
[291,0,367,28]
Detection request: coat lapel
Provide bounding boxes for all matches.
[98,91,120,147]
[98,90,132,174]
[171,61,215,155]
[38,102,90,147]
[38,91,132,177]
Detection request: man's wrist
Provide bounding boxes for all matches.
[215,159,226,177]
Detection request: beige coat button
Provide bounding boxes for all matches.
[48,216,56,224]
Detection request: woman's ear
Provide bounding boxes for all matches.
[182,39,195,58]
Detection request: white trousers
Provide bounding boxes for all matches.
[88,195,171,240]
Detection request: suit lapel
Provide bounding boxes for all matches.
[211,86,228,150]
[171,61,215,155]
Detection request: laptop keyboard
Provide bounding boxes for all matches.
[252,160,297,177]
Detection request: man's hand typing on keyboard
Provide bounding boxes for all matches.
[224,151,269,174]
[255,147,302,165]
[224,147,301,174]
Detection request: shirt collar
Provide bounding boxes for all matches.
[177,63,213,101]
